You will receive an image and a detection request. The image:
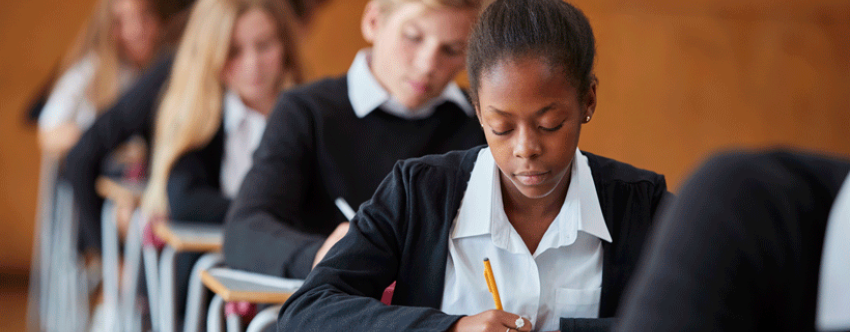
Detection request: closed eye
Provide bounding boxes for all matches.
[540,121,565,132]
[491,129,513,136]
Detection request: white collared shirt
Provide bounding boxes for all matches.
[817,173,850,331]
[346,49,474,120]
[220,90,268,198]
[39,52,137,131]
[441,148,612,332]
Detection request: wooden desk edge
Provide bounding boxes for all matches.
[95,177,142,201]
[200,270,295,304]
[153,222,222,253]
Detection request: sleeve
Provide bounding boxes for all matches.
[650,174,673,220]
[63,52,173,252]
[166,146,230,223]
[278,162,464,332]
[560,318,616,332]
[614,153,782,332]
[222,92,324,279]
[39,55,96,131]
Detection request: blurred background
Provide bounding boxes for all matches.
[1,0,848,330]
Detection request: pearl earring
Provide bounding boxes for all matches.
[585,116,591,123]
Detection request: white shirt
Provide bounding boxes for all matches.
[816,173,850,331]
[441,148,612,332]
[38,52,137,131]
[220,90,268,198]
[346,49,474,120]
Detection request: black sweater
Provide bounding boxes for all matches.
[222,76,486,279]
[617,150,850,332]
[278,147,670,332]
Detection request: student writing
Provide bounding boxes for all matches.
[221,0,487,279]
[278,1,670,331]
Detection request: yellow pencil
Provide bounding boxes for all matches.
[483,258,503,310]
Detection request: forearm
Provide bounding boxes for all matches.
[38,124,82,156]
[64,131,108,252]
[279,283,463,332]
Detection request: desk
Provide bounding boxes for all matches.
[95,176,144,201]
[153,221,222,252]
[201,268,302,303]
[96,176,225,332]
[201,268,303,332]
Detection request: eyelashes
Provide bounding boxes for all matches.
[490,120,566,136]
[540,122,564,132]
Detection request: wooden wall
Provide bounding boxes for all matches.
[1,0,848,272]
[1,0,99,274]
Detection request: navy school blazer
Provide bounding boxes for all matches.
[278,146,670,332]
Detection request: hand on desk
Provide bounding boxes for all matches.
[313,222,350,268]
[448,310,532,332]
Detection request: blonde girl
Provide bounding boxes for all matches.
[142,0,303,222]
[38,0,164,155]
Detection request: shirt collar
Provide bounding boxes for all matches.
[346,48,474,120]
[452,148,612,250]
[223,90,266,133]
[572,149,612,243]
[816,173,850,330]
[223,90,248,133]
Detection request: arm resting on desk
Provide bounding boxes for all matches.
[223,92,328,279]
[278,163,464,332]
[64,52,174,252]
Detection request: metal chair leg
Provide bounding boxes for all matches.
[158,245,178,332]
[244,306,281,332]
[102,200,122,332]
[143,244,161,329]
[207,295,225,332]
[183,253,223,332]
[121,209,144,332]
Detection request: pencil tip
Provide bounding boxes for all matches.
[483,257,489,261]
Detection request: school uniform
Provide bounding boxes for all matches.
[39,52,138,132]
[617,150,850,332]
[63,51,174,252]
[222,49,486,279]
[166,90,267,222]
[442,148,613,331]
[278,146,669,332]
[164,90,268,320]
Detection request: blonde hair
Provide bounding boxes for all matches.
[60,0,162,111]
[142,0,303,216]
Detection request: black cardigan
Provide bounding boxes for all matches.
[165,125,230,223]
[616,150,850,332]
[278,146,670,332]
[63,51,174,251]
[222,76,485,279]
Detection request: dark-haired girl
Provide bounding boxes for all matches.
[278,0,669,331]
